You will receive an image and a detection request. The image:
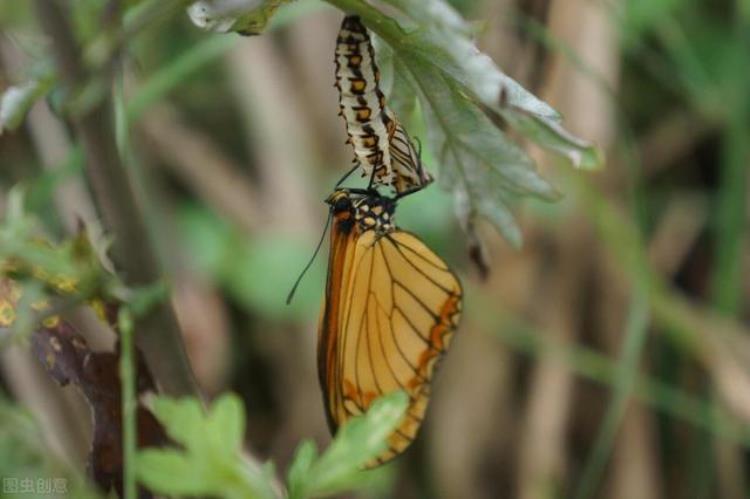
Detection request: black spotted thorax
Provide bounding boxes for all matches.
[352,194,395,235]
[327,190,395,236]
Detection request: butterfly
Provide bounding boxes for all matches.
[318,188,462,466]
[334,15,433,195]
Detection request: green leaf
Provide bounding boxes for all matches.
[137,394,278,499]
[150,397,206,447]
[402,57,552,246]
[454,181,522,249]
[371,0,553,114]
[375,0,601,169]
[499,104,604,171]
[0,74,55,135]
[125,281,169,318]
[187,0,294,35]
[372,35,417,127]
[207,394,246,451]
[136,449,207,494]
[290,391,408,498]
[286,440,317,499]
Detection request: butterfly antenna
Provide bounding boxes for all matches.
[414,136,423,159]
[286,212,332,304]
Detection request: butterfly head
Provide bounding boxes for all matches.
[326,189,395,235]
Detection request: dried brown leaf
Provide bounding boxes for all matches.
[32,323,167,498]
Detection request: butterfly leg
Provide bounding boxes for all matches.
[366,164,378,191]
[335,164,360,187]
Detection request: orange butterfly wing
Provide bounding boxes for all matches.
[319,212,462,466]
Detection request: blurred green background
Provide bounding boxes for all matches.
[1,0,750,498]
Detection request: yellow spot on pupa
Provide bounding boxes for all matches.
[356,108,372,121]
[350,79,366,93]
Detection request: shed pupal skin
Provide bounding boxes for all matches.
[334,16,395,187]
[334,15,433,195]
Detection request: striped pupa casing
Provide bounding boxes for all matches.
[334,15,433,195]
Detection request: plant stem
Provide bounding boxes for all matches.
[33,0,198,396]
[710,87,748,316]
[573,285,651,499]
[118,308,137,499]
